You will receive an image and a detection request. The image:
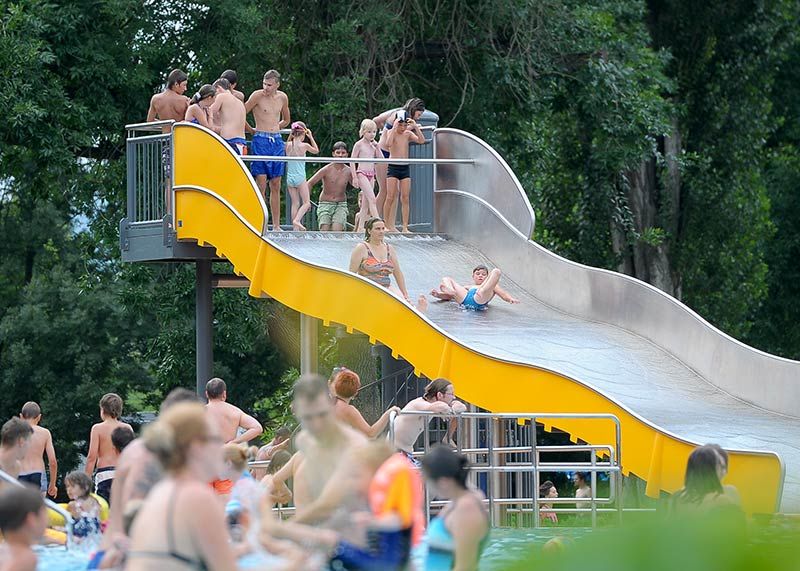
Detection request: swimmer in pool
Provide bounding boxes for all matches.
[431,265,520,310]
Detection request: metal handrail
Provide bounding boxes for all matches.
[0,468,74,546]
[125,119,175,133]
[388,409,623,528]
[239,155,472,164]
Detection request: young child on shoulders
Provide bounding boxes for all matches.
[0,486,47,571]
[65,471,102,541]
[285,121,319,230]
[383,111,425,233]
[85,393,132,505]
[350,119,383,232]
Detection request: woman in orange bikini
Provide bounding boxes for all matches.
[348,218,427,312]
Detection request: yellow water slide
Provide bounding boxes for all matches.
[172,123,785,514]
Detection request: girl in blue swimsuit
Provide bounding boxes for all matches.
[421,446,490,570]
[432,266,520,311]
[285,121,319,230]
[184,85,216,128]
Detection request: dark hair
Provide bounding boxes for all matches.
[1,417,33,447]
[424,378,453,400]
[364,217,383,241]
[575,471,590,485]
[220,69,238,86]
[160,388,201,414]
[206,378,227,400]
[112,426,136,453]
[676,445,724,504]
[421,445,469,488]
[332,369,361,399]
[403,97,426,118]
[707,443,728,472]
[275,426,292,440]
[263,69,281,82]
[167,69,188,89]
[213,78,231,91]
[20,402,41,419]
[190,84,216,105]
[292,374,330,403]
[100,393,123,419]
[65,471,93,497]
[472,264,489,274]
[539,480,556,498]
[267,449,292,475]
[332,141,347,152]
[0,486,43,533]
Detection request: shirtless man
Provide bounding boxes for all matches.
[205,378,263,444]
[284,374,368,526]
[392,378,467,465]
[245,70,291,231]
[18,403,57,498]
[431,265,520,310]
[0,418,32,483]
[210,78,247,155]
[85,393,132,505]
[91,388,200,570]
[220,69,245,102]
[146,69,190,132]
[383,112,426,233]
[307,142,352,231]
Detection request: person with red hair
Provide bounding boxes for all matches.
[331,368,400,438]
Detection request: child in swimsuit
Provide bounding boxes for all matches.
[285,121,319,230]
[184,85,216,129]
[350,119,383,232]
[65,471,103,543]
[383,112,426,233]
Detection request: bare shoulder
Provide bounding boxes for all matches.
[352,242,368,255]
[7,547,37,571]
[277,90,289,102]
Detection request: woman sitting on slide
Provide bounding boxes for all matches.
[331,368,400,438]
[431,265,519,311]
[349,217,427,311]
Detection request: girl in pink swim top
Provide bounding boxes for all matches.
[350,119,383,232]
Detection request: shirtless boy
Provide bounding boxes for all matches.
[220,69,245,102]
[0,487,47,571]
[210,78,247,155]
[392,378,466,465]
[18,402,57,497]
[431,265,520,310]
[0,418,32,484]
[146,69,190,131]
[85,393,132,504]
[245,70,291,231]
[307,142,352,231]
[383,112,426,233]
[278,375,367,526]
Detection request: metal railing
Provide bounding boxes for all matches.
[0,468,74,546]
[388,410,623,528]
[126,121,174,223]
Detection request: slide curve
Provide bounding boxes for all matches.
[171,123,792,514]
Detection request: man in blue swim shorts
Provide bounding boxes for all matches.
[431,265,520,310]
[245,69,291,231]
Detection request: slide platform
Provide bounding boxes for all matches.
[171,123,799,514]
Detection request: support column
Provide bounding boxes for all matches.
[299,314,318,375]
[196,260,213,397]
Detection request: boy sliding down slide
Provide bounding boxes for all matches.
[431,265,520,310]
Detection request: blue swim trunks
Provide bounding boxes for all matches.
[225,137,247,156]
[250,132,286,179]
[461,287,489,311]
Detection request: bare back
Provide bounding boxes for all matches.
[206,400,243,443]
[20,425,49,473]
[148,90,189,132]
[90,419,131,469]
[213,92,246,139]
[248,90,288,132]
[320,165,351,202]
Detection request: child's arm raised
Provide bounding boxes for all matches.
[304,129,319,154]
[407,119,427,145]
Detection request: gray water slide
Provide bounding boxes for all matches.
[271,128,800,511]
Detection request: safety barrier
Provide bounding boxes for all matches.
[0,468,74,546]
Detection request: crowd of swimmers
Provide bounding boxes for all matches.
[0,365,745,570]
[147,68,427,234]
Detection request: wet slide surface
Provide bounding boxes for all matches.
[269,231,800,511]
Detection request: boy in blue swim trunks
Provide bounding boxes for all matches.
[431,265,520,310]
[245,69,291,231]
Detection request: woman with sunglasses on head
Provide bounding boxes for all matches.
[330,368,401,438]
[348,217,428,312]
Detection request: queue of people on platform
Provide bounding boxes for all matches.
[146,67,427,234]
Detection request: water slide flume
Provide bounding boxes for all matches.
[172,123,783,514]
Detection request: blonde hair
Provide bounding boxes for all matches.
[223,443,257,472]
[359,118,377,137]
[144,402,210,472]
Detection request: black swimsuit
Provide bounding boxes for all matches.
[127,486,208,570]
